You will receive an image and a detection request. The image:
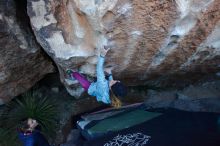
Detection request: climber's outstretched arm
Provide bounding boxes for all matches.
[96,47,110,82]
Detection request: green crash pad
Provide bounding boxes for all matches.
[88,110,162,134]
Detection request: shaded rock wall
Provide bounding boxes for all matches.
[0,0,54,104]
[145,80,220,113]
[26,0,220,94]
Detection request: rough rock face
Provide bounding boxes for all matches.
[0,0,54,104]
[145,80,220,113]
[26,0,220,93]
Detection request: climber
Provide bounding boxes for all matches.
[17,118,50,146]
[66,46,127,108]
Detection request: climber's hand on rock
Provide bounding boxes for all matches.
[100,46,110,57]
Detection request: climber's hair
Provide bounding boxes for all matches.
[110,82,127,108]
[110,90,122,108]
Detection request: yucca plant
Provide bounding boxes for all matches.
[2,90,58,140]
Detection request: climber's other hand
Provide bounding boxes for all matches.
[100,46,110,57]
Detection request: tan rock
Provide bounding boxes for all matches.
[26,0,220,94]
[0,0,54,104]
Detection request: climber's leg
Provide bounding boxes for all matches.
[71,72,91,91]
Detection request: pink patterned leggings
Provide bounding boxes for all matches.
[71,72,91,91]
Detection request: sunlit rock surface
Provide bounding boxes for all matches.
[0,0,54,104]
[27,0,220,94]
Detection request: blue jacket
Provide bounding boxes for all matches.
[88,56,113,104]
[18,130,50,146]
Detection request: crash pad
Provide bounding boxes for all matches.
[88,110,162,134]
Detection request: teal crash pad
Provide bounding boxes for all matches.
[88,110,162,134]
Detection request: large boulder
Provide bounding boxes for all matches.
[26,0,220,92]
[0,0,54,104]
